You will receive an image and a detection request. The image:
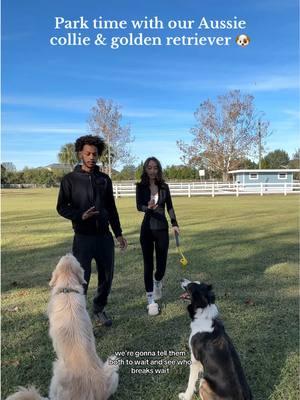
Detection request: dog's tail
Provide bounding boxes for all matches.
[5,386,48,400]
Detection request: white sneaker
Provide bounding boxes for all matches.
[153,280,162,300]
[147,302,159,316]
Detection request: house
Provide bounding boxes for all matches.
[228,169,300,185]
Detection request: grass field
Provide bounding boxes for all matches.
[2,189,299,400]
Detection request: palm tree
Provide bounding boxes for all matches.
[58,143,78,170]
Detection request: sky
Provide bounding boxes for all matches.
[2,0,299,171]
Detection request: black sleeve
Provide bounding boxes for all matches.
[105,178,122,238]
[166,185,178,227]
[136,184,152,213]
[56,176,83,222]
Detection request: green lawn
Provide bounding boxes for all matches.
[2,189,299,400]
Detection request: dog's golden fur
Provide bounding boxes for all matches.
[5,386,48,400]
[6,254,119,400]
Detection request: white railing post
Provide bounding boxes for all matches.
[108,180,300,197]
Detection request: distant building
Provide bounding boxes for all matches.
[228,169,300,185]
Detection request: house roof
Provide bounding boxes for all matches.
[228,169,300,174]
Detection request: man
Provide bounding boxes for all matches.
[57,135,127,327]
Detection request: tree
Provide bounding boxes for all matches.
[135,161,144,181]
[1,164,8,184]
[289,148,300,169]
[238,158,258,169]
[164,165,198,180]
[2,162,17,172]
[117,165,136,180]
[288,148,300,179]
[58,143,78,169]
[88,98,134,177]
[261,149,289,169]
[99,144,116,171]
[177,90,270,181]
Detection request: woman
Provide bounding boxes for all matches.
[136,157,179,316]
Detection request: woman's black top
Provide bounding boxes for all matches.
[136,182,178,230]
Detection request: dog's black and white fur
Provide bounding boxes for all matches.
[179,279,252,400]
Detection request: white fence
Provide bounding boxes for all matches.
[113,182,300,198]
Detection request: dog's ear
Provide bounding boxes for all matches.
[203,284,215,305]
[207,288,215,305]
[49,269,58,288]
[70,259,86,285]
[74,267,87,285]
[193,292,209,308]
[189,284,208,309]
[187,303,196,319]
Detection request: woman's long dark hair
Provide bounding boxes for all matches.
[139,157,165,186]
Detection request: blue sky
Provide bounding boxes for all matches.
[2,0,299,170]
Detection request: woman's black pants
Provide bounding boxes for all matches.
[140,227,169,292]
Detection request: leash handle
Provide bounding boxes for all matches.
[175,231,180,247]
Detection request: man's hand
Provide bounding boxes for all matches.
[82,206,100,220]
[116,236,128,250]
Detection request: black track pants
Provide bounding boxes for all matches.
[72,232,115,313]
[140,227,169,292]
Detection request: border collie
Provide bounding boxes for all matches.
[179,279,252,400]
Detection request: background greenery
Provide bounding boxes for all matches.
[2,189,299,399]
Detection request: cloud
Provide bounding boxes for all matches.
[229,76,299,92]
[2,94,194,123]
[2,33,33,41]
[2,95,93,113]
[2,123,86,134]
[123,108,192,119]
[283,109,300,119]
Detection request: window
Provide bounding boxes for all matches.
[249,173,258,180]
[278,173,287,179]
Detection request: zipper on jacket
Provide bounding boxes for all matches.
[89,175,100,233]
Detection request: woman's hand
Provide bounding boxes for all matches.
[148,199,158,210]
[116,236,128,250]
[172,226,180,235]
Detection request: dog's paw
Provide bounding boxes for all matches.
[178,393,190,400]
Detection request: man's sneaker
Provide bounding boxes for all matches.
[153,280,162,300]
[147,302,159,316]
[94,310,112,327]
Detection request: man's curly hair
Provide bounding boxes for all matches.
[75,135,106,156]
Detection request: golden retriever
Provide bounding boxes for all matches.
[6,254,119,400]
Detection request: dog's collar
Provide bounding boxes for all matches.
[56,288,81,295]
